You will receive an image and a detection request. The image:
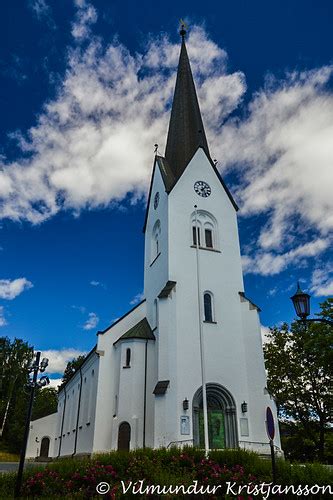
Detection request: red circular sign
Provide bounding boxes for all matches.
[266,407,275,440]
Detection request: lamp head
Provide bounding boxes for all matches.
[291,282,310,320]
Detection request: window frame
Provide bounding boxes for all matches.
[203,291,216,323]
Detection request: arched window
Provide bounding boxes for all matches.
[191,211,218,250]
[204,292,214,322]
[124,348,131,368]
[151,220,161,261]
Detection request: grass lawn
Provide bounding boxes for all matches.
[0,451,20,462]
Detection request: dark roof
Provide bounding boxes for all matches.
[165,38,210,180]
[158,280,177,298]
[113,318,155,345]
[239,291,261,312]
[97,299,146,335]
[156,156,175,192]
[153,380,170,395]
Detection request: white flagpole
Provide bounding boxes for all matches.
[194,205,209,456]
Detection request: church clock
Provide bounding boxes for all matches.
[194,181,211,197]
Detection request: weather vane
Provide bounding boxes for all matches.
[179,19,188,39]
[154,144,159,155]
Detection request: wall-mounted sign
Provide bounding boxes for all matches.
[180,416,190,435]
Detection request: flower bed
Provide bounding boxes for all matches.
[0,448,332,499]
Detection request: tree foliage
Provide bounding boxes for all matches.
[59,355,86,391]
[32,387,58,421]
[0,337,33,443]
[0,337,58,452]
[264,299,333,460]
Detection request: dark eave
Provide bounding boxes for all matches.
[113,318,155,345]
[239,291,261,312]
[158,280,177,298]
[153,380,170,395]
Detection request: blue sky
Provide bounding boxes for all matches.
[1,0,332,384]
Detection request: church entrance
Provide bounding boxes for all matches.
[198,405,225,449]
[193,384,238,449]
[117,422,131,451]
[40,437,50,458]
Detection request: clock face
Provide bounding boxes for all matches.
[194,181,211,198]
[154,192,160,209]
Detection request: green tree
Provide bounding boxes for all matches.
[0,337,33,441]
[32,387,58,421]
[264,299,333,461]
[59,355,86,391]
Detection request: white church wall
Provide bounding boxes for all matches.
[153,286,179,448]
[93,301,146,453]
[114,339,149,449]
[54,353,99,457]
[144,162,169,330]
[240,301,282,453]
[26,412,57,459]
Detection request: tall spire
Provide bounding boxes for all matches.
[165,26,210,179]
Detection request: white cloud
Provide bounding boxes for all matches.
[242,238,330,276]
[71,0,97,41]
[261,325,271,344]
[130,292,144,305]
[0,278,33,300]
[48,378,62,389]
[310,264,333,297]
[83,311,99,330]
[90,280,106,289]
[220,66,333,271]
[0,306,7,327]
[40,348,87,374]
[0,21,244,224]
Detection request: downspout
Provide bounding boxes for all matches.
[72,367,83,457]
[143,340,148,448]
[58,385,67,457]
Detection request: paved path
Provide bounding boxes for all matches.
[0,462,47,474]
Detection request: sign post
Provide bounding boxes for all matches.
[265,407,276,484]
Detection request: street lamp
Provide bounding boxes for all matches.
[14,352,49,498]
[291,282,333,326]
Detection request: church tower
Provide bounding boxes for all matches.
[143,28,281,452]
[26,27,282,459]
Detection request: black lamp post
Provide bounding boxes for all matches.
[291,282,333,326]
[14,352,49,498]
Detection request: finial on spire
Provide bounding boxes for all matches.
[179,19,188,40]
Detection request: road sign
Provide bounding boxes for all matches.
[266,406,275,441]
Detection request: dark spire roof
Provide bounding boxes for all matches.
[164,32,210,179]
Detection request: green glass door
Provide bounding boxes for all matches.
[199,409,225,449]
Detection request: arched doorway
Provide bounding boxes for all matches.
[117,422,131,451]
[193,383,238,449]
[40,437,50,458]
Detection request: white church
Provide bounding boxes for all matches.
[27,29,281,460]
